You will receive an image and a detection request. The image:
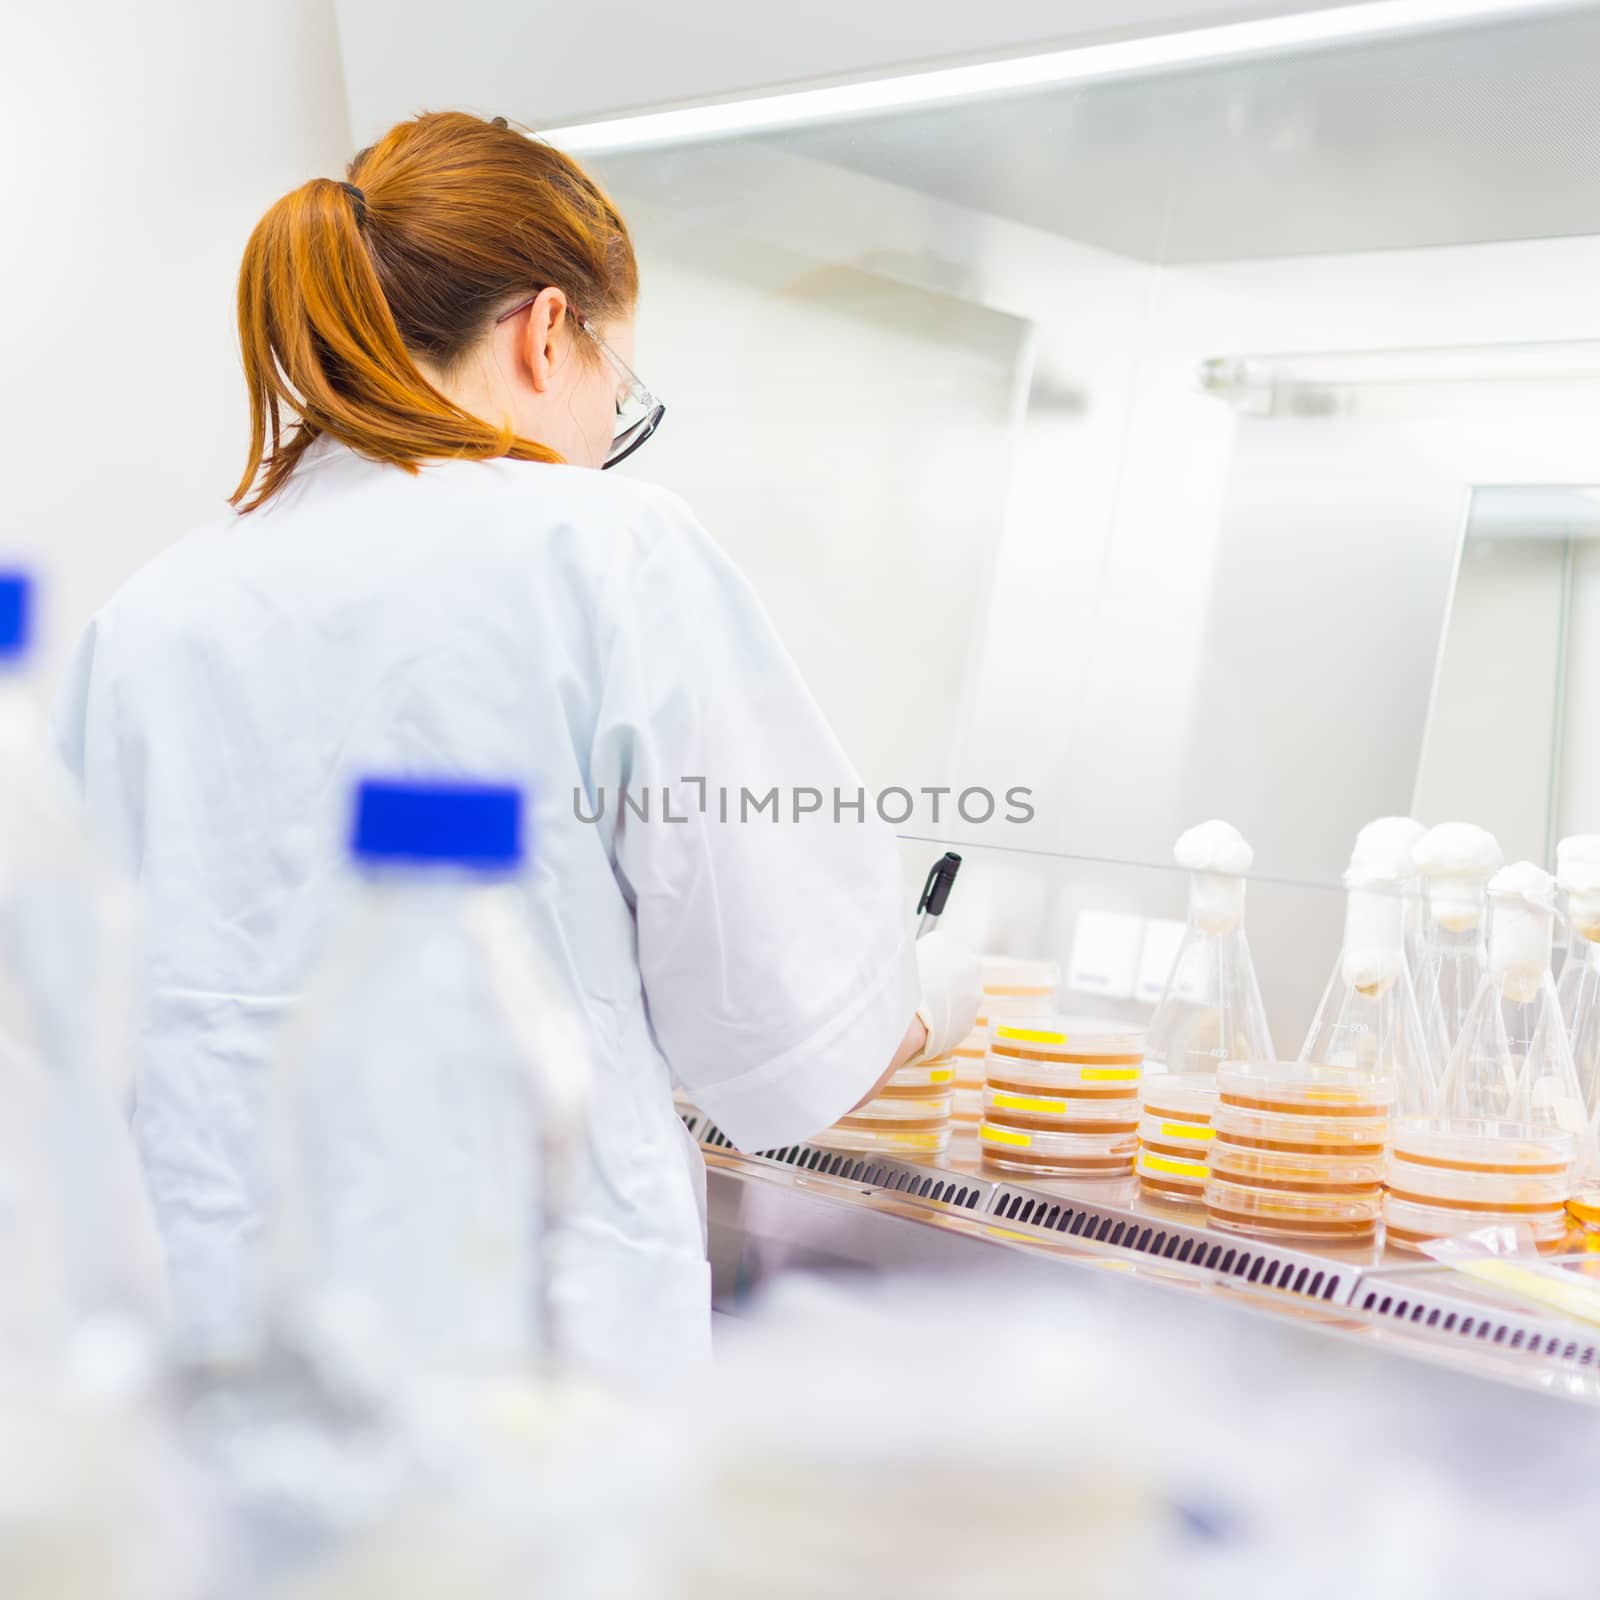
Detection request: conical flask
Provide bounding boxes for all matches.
[1440,863,1586,1141]
[1146,821,1275,1076]
[1555,835,1600,984]
[1557,843,1600,1120]
[1299,846,1440,1116]
[1353,816,1428,999]
[1412,823,1502,1057]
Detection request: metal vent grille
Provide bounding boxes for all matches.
[985,1184,1351,1303]
[1350,1282,1600,1368]
[697,1122,987,1211]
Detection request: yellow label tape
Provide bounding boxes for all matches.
[995,1026,1069,1045]
[1140,1153,1210,1180]
[927,1067,954,1084]
[980,1124,1033,1149]
[1159,1121,1215,1142]
[991,1090,1067,1115]
[1082,1067,1139,1082]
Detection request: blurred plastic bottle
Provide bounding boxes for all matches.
[1145,821,1275,1076]
[0,574,200,1598]
[1299,828,1441,1115]
[0,571,165,1336]
[1440,863,1586,1142]
[1412,823,1503,1058]
[195,777,606,1599]
[268,777,589,1376]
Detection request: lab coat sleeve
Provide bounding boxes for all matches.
[593,489,920,1154]
[53,613,143,871]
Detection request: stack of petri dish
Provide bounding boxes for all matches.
[1384,1120,1577,1253]
[951,1012,989,1135]
[1204,1064,1392,1244]
[814,1054,956,1161]
[978,1016,1143,1178]
[952,958,1061,1135]
[1136,1074,1218,1205]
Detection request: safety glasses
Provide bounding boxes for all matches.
[494,297,665,469]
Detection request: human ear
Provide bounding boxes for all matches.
[517,286,570,394]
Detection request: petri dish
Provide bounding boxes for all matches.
[1137,1146,1210,1202]
[812,1122,951,1158]
[989,1016,1144,1066]
[1138,1110,1215,1152]
[953,1017,989,1069]
[979,1119,1136,1176]
[980,957,1062,1017]
[1210,1102,1389,1155]
[1388,1119,1576,1176]
[837,1089,953,1125]
[1387,1156,1573,1210]
[951,1086,984,1124]
[1205,1174,1382,1240]
[1140,1073,1218,1122]
[883,1058,958,1093]
[1218,1063,1394,1119]
[1209,1138,1387,1191]
[1383,1192,1568,1252]
[979,1081,1132,1120]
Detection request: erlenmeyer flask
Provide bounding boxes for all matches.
[1555,835,1600,985]
[1300,848,1439,1116]
[1412,823,1502,1057]
[1145,821,1275,1076]
[1353,816,1428,998]
[1441,863,1586,1142]
[1557,846,1600,1119]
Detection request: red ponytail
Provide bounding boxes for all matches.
[232,112,637,511]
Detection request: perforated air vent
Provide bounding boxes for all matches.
[695,1122,987,1211]
[1352,1284,1600,1368]
[984,1183,1347,1302]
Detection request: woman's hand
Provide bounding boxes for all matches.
[910,930,982,1061]
[853,932,981,1109]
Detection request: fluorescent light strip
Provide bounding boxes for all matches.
[543,0,1578,153]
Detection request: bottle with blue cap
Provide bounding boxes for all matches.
[0,570,166,1338]
[266,776,589,1376]
[190,778,605,1600]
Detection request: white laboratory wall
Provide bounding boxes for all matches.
[334,0,1367,139]
[1561,542,1600,842]
[1,0,352,687]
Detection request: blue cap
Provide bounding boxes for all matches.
[351,780,526,869]
[0,573,34,660]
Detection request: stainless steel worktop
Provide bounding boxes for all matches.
[688,1110,1600,1404]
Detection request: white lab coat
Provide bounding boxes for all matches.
[55,438,919,1388]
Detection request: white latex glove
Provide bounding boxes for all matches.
[913,930,982,1061]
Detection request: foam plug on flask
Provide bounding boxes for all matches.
[1341,863,1405,995]
[1413,823,1503,933]
[1558,838,1600,945]
[1488,862,1557,1005]
[1173,821,1253,935]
